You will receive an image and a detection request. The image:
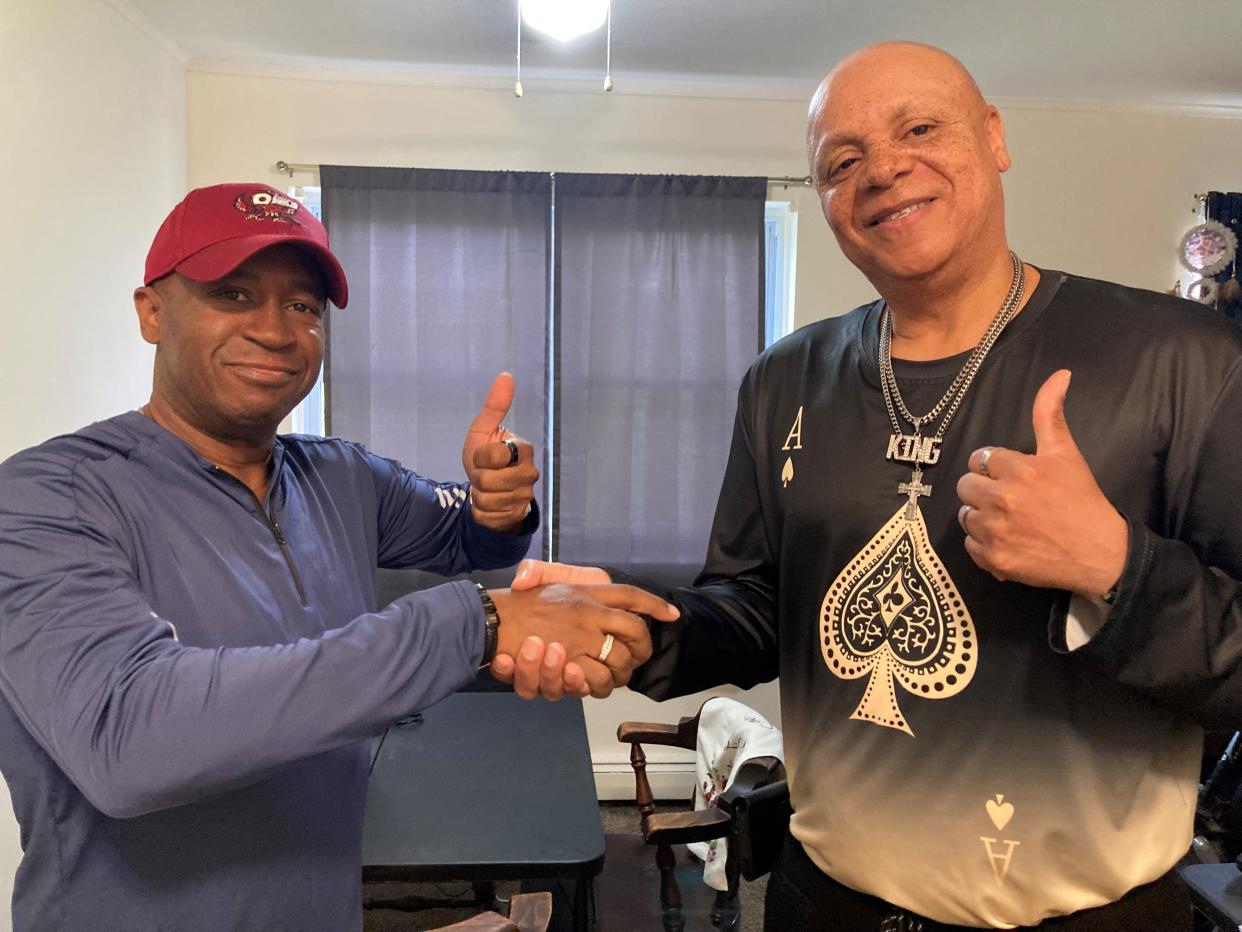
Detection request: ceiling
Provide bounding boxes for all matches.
[119,0,1242,111]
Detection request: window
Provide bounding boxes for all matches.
[288,186,325,436]
[765,200,798,347]
[290,185,798,437]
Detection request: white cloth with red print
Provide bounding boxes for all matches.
[687,697,785,891]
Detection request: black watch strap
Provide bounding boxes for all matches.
[475,584,500,670]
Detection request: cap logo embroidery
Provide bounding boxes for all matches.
[233,191,302,225]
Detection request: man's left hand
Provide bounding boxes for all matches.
[462,372,538,532]
[955,369,1128,599]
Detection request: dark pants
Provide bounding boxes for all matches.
[763,833,1192,931]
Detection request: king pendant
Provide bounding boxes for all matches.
[886,432,942,466]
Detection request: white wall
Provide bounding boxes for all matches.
[0,0,186,924]
[1,0,186,461]
[1001,104,1242,293]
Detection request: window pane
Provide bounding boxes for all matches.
[553,173,766,575]
[321,168,550,558]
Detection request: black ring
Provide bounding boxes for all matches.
[503,438,519,467]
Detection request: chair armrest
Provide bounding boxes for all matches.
[617,711,701,750]
[642,807,733,846]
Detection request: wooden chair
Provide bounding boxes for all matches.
[616,707,790,932]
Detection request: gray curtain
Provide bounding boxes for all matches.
[553,173,766,577]
[320,166,550,558]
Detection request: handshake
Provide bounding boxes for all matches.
[485,560,680,701]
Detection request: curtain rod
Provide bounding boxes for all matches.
[275,161,810,187]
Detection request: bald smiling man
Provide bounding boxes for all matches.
[513,43,1242,929]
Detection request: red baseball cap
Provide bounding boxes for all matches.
[144,183,349,308]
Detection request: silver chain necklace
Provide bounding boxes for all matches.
[881,252,1026,519]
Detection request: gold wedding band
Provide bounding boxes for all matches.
[503,438,519,467]
[597,634,615,664]
[978,447,996,477]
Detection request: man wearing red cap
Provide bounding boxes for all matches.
[0,183,675,931]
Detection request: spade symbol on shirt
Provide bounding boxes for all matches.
[781,457,794,487]
[986,794,1014,831]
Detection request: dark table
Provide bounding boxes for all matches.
[362,691,605,930]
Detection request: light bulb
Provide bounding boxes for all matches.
[521,0,610,42]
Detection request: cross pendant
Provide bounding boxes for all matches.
[897,467,933,521]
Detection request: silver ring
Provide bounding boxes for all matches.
[957,504,974,534]
[978,447,996,477]
[597,634,615,664]
[503,438,519,467]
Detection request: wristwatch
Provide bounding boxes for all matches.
[475,583,500,670]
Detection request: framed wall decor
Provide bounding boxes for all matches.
[1179,219,1238,277]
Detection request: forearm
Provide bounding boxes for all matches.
[377,474,537,574]
[615,570,780,701]
[1053,517,1242,727]
[2,580,484,818]
[460,497,539,566]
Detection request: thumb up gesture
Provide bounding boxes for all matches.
[462,373,539,532]
[954,370,1127,599]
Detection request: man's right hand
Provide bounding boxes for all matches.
[488,565,677,701]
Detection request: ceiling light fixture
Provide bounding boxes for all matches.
[521,0,610,43]
[513,0,614,98]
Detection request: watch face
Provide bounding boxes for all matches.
[1180,220,1238,276]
